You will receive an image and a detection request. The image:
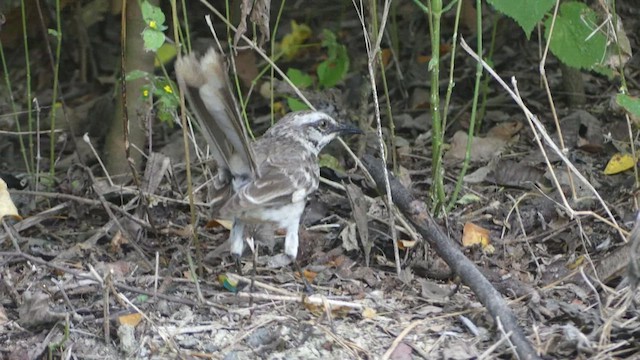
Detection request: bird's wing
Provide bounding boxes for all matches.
[174,48,256,177]
[220,149,319,216]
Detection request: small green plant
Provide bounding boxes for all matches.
[617,94,640,119]
[488,0,608,72]
[486,0,555,39]
[126,1,178,123]
[317,29,349,89]
[140,0,168,52]
[126,70,179,123]
[285,68,313,111]
[284,29,349,111]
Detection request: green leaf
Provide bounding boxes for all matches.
[317,49,349,88]
[286,97,310,112]
[487,0,555,39]
[456,193,482,205]
[544,2,608,70]
[47,29,60,37]
[617,94,640,118]
[322,29,339,59]
[287,68,313,89]
[318,153,346,173]
[155,43,177,68]
[142,28,165,52]
[317,29,349,88]
[125,70,149,81]
[140,0,165,26]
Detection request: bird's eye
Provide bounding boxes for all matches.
[318,120,328,130]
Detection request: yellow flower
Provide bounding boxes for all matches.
[149,20,157,29]
[163,85,172,94]
[143,89,149,98]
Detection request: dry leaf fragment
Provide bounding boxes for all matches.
[381,48,392,67]
[345,183,371,266]
[340,222,359,252]
[233,50,259,88]
[18,291,66,328]
[362,307,377,319]
[486,120,523,139]
[604,153,636,175]
[462,222,491,249]
[445,121,522,162]
[118,313,142,327]
[303,299,350,318]
[0,304,9,326]
[234,0,271,48]
[0,178,21,220]
[397,239,417,250]
[279,21,311,60]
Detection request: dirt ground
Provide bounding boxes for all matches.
[2,1,640,359]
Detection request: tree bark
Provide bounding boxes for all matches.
[104,0,155,177]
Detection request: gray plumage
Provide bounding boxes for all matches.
[175,48,361,262]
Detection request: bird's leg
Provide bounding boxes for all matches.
[289,255,314,294]
[230,219,245,274]
[245,231,258,295]
[284,223,313,294]
[232,254,243,275]
[251,242,258,294]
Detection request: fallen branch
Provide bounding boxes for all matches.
[362,154,539,360]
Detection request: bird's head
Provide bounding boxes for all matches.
[265,111,362,155]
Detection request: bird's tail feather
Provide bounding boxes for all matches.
[175,48,255,181]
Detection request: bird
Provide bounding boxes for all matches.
[175,48,361,284]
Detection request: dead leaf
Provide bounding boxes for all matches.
[487,160,546,187]
[396,165,413,189]
[0,304,8,325]
[559,110,604,152]
[397,239,417,250]
[460,0,477,32]
[206,218,233,230]
[419,278,451,300]
[0,178,21,220]
[303,298,350,318]
[462,222,491,249]
[486,120,523,139]
[397,112,431,132]
[279,20,312,60]
[445,131,506,162]
[390,342,413,360]
[604,153,635,175]
[446,121,522,162]
[18,291,66,328]
[362,307,377,319]
[409,88,430,109]
[464,162,495,184]
[381,48,392,67]
[398,268,414,286]
[340,222,359,252]
[234,50,259,89]
[297,269,318,284]
[110,230,128,252]
[234,0,270,48]
[94,261,132,279]
[118,313,142,327]
[345,183,371,266]
[605,15,632,69]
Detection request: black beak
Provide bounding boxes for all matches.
[334,122,363,136]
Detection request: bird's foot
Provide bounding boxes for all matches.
[232,253,243,276]
[289,256,314,295]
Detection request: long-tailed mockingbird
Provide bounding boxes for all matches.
[175,48,361,272]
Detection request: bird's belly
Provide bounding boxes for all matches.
[238,201,306,228]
